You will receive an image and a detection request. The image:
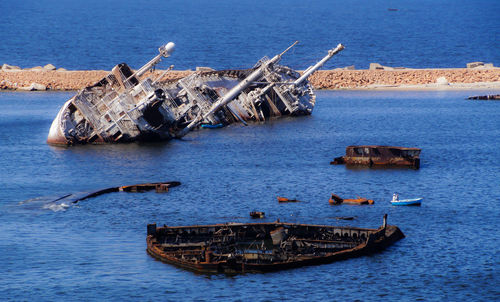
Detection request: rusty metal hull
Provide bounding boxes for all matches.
[146,220,404,274]
[331,145,421,169]
[342,157,420,168]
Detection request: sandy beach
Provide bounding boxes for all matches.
[1,68,499,91]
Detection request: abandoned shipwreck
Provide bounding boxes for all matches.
[47,41,344,145]
[146,215,404,273]
[331,145,422,169]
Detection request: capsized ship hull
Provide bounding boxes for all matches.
[47,41,344,145]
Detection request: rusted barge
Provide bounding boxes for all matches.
[331,145,421,169]
[146,215,404,273]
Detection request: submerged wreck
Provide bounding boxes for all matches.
[47,41,344,145]
[331,145,421,169]
[467,94,500,100]
[146,215,404,273]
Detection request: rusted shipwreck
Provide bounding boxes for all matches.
[47,41,344,145]
[331,145,421,169]
[146,215,404,273]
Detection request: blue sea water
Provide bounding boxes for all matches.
[1,90,499,301]
[1,0,500,301]
[1,0,499,71]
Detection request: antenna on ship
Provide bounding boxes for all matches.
[126,42,176,83]
[274,40,299,61]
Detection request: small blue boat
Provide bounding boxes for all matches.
[201,123,224,129]
[391,193,422,206]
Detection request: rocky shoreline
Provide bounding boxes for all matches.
[1,65,499,91]
[309,68,500,90]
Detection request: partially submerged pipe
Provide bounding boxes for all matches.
[176,41,299,137]
[294,43,344,85]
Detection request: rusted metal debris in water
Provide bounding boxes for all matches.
[277,196,301,203]
[47,41,344,145]
[329,194,374,205]
[249,211,265,218]
[334,216,355,220]
[331,145,421,169]
[467,94,500,100]
[146,214,404,274]
[41,181,181,204]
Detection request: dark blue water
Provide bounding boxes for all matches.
[1,90,499,301]
[1,0,499,71]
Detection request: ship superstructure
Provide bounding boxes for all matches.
[47,41,344,145]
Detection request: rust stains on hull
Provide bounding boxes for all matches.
[331,145,421,169]
[146,215,404,274]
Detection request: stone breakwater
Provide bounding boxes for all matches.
[309,69,500,89]
[0,70,192,91]
[1,69,499,91]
